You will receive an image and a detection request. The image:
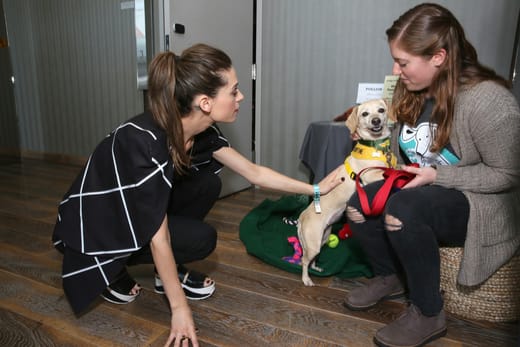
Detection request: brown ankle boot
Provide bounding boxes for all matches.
[344,274,405,311]
[374,304,447,347]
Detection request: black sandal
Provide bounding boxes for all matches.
[154,265,215,300]
[101,269,141,304]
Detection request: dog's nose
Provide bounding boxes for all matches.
[371,118,381,126]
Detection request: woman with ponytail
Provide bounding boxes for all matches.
[53,43,343,346]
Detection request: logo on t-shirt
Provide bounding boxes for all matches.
[399,122,459,167]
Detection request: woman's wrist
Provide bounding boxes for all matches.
[313,184,321,213]
[168,289,189,310]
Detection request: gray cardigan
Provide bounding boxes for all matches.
[390,81,520,286]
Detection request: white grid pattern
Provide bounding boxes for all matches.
[57,122,172,282]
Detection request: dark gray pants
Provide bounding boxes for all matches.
[348,182,469,316]
[129,171,221,265]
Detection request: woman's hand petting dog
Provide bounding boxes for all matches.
[317,164,346,195]
[400,165,437,188]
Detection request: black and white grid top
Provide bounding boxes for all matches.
[52,112,229,313]
[190,123,229,175]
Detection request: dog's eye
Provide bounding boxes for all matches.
[361,111,369,117]
[378,108,385,113]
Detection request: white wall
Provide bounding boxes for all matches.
[257,0,520,181]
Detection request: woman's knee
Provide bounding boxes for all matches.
[383,192,415,232]
[173,222,217,263]
[206,225,217,253]
[347,205,403,231]
[192,222,217,255]
[347,190,365,223]
[384,213,403,232]
[346,205,365,223]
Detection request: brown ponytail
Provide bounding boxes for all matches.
[147,44,232,173]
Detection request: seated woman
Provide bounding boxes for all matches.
[342,4,520,347]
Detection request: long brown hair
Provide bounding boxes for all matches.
[386,3,509,151]
[147,44,232,172]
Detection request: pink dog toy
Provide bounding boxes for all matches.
[282,236,303,265]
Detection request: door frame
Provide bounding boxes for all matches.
[254,0,262,166]
[0,0,19,157]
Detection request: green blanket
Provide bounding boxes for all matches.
[239,195,372,279]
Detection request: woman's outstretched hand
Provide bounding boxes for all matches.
[165,303,199,347]
[317,164,346,195]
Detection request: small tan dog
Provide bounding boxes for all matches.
[297,98,396,286]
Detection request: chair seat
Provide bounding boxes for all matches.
[439,247,520,322]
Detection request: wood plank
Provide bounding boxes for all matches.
[112,266,339,346]
[0,270,168,346]
[0,244,63,289]
[108,280,347,347]
[191,303,345,347]
[0,177,70,202]
[0,211,55,236]
[0,157,517,346]
[0,307,98,347]
[0,193,58,222]
[186,260,516,347]
[0,221,55,256]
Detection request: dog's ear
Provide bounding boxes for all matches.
[345,106,359,133]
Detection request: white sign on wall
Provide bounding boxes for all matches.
[356,83,384,104]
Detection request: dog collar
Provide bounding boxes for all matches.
[357,138,391,152]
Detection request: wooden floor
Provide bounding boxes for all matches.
[0,156,518,347]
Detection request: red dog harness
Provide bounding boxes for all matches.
[355,164,419,216]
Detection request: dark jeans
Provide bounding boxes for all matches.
[128,170,221,266]
[348,181,469,316]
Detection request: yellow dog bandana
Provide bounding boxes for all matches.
[344,138,397,181]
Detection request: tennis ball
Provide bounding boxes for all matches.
[327,234,339,248]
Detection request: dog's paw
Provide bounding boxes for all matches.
[302,277,315,286]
